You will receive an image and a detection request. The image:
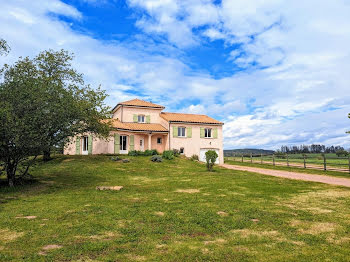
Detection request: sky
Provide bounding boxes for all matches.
[0,0,349,150]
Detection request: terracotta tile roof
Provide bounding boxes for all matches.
[117,99,165,109]
[108,119,168,132]
[160,112,223,125]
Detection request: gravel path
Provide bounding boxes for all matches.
[221,164,350,188]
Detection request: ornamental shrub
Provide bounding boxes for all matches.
[144,149,159,156]
[190,154,199,161]
[205,150,218,171]
[162,150,174,160]
[150,155,163,162]
[172,149,180,157]
[128,150,139,156]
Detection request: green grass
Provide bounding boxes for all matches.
[224,158,350,179]
[1,155,350,261]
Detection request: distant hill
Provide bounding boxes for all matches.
[224,149,275,156]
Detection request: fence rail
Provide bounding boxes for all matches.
[225,153,350,173]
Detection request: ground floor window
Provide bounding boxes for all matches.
[180,147,184,154]
[83,136,89,152]
[157,137,162,144]
[120,135,127,151]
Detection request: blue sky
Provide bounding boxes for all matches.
[1,0,350,149]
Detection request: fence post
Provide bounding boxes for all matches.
[348,156,350,174]
[250,153,253,163]
[323,154,327,171]
[273,154,275,166]
[303,154,306,168]
[287,154,289,167]
[261,153,263,164]
[242,155,243,163]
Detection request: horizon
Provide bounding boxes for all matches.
[1,0,349,150]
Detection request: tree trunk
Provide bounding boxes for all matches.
[43,148,52,161]
[6,163,15,187]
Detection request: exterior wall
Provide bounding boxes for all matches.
[64,131,168,155]
[114,106,163,123]
[169,123,224,164]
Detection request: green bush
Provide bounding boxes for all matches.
[205,150,218,171]
[172,149,180,157]
[150,155,163,162]
[190,154,199,161]
[162,150,174,160]
[128,150,139,156]
[144,149,159,156]
[110,156,120,161]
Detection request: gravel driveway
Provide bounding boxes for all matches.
[221,164,350,188]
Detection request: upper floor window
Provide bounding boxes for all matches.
[205,128,212,138]
[138,115,145,123]
[178,127,186,137]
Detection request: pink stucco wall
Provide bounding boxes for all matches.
[169,123,224,164]
[113,106,163,123]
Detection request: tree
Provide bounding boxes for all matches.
[0,57,47,186]
[0,50,111,186]
[205,150,218,171]
[32,50,111,160]
[347,113,350,134]
[0,38,10,56]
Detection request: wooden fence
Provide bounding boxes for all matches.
[226,154,350,173]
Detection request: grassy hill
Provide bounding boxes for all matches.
[1,156,350,261]
[224,148,275,156]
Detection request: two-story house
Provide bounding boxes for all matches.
[64,99,224,163]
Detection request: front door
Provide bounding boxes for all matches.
[140,138,144,151]
[120,135,128,154]
[82,136,89,155]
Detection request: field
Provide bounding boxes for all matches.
[226,153,350,172]
[1,155,350,261]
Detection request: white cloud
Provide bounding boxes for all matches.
[1,0,349,149]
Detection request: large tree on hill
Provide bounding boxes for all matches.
[0,49,111,186]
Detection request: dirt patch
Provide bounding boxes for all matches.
[88,231,117,240]
[231,229,287,242]
[15,216,37,220]
[204,238,227,245]
[96,186,123,191]
[42,244,63,251]
[0,229,24,242]
[125,254,146,261]
[176,189,200,194]
[155,211,165,216]
[63,159,74,162]
[251,218,260,222]
[217,211,228,217]
[290,220,338,235]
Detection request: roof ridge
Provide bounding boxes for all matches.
[162,112,208,117]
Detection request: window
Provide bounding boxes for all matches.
[138,115,145,123]
[180,147,184,154]
[178,127,186,137]
[157,137,162,144]
[205,128,212,138]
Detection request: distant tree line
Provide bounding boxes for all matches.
[279,145,348,154]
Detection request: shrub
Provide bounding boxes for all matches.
[336,150,349,157]
[205,150,218,171]
[162,150,174,160]
[150,155,163,162]
[128,150,139,156]
[110,156,120,161]
[144,149,159,156]
[172,149,180,157]
[190,154,199,161]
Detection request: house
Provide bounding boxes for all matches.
[64,99,224,163]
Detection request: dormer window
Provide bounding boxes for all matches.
[138,115,145,123]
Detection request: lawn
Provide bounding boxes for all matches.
[1,155,350,261]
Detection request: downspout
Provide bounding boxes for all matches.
[168,121,171,150]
